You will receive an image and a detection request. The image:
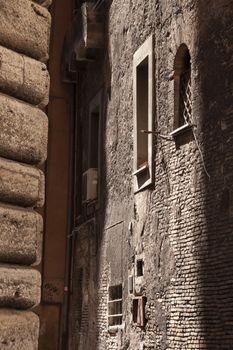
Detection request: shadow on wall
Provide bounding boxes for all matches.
[66,1,114,349]
[197,1,233,348]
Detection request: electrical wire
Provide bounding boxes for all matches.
[93,0,105,10]
[141,128,210,178]
[192,128,210,179]
[93,0,103,10]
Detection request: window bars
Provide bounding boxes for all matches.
[180,67,192,125]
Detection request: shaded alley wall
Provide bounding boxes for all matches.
[68,0,233,350]
[38,0,73,349]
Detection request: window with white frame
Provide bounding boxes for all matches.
[133,35,154,192]
[82,92,101,203]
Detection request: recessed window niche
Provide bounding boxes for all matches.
[133,35,154,192]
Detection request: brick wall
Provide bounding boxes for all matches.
[70,0,233,349]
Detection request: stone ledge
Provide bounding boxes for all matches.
[0,265,41,309]
[0,309,39,349]
[0,46,50,108]
[0,93,48,165]
[0,205,42,265]
[0,158,45,208]
[0,0,51,62]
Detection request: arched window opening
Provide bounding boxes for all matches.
[174,44,192,131]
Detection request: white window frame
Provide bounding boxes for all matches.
[133,34,154,192]
[82,91,102,204]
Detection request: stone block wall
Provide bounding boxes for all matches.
[0,0,51,348]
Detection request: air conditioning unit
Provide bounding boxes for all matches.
[82,168,98,202]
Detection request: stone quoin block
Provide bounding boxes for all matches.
[0,310,39,349]
[0,46,50,107]
[0,205,43,265]
[0,0,51,62]
[0,265,41,309]
[0,94,48,164]
[0,158,45,207]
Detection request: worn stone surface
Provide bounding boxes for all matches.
[0,310,39,349]
[0,0,51,62]
[0,205,43,265]
[0,158,44,207]
[0,93,48,165]
[0,265,41,309]
[0,0,51,348]
[0,46,50,107]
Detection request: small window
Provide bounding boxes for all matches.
[88,109,99,169]
[172,44,192,135]
[133,35,154,192]
[108,285,123,327]
[136,259,144,277]
[82,92,101,203]
[132,296,147,327]
[128,275,134,294]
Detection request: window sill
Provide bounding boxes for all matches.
[132,163,148,176]
[170,123,192,137]
[108,325,124,334]
[133,163,152,193]
[134,179,152,194]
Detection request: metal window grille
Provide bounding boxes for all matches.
[179,68,192,125]
[108,285,123,326]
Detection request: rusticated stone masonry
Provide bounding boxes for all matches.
[0,0,51,349]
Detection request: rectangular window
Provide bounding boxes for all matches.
[108,284,123,327]
[136,57,149,169]
[82,92,101,203]
[89,110,99,169]
[136,259,144,277]
[132,296,147,327]
[133,35,154,192]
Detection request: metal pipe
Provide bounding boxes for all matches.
[61,83,77,350]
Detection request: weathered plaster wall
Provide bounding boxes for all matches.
[0,0,51,348]
[70,0,233,349]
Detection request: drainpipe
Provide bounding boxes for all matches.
[61,82,77,350]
